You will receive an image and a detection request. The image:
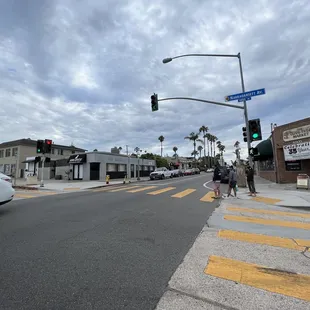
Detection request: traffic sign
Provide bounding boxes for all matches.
[238,97,251,102]
[225,88,265,102]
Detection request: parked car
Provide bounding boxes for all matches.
[193,168,200,174]
[0,179,15,206]
[0,172,12,183]
[184,169,193,176]
[206,168,214,173]
[150,167,173,180]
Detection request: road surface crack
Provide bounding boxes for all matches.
[166,287,239,310]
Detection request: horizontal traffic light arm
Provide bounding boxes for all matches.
[158,97,244,110]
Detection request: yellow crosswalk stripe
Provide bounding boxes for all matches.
[148,187,176,195]
[93,186,125,192]
[15,194,36,198]
[204,255,310,302]
[224,214,310,230]
[200,191,214,202]
[127,186,157,193]
[226,206,310,219]
[109,186,140,192]
[218,230,310,252]
[171,188,196,198]
[252,196,282,205]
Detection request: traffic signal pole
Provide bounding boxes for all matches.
[40,155,45,187]
[162,52,254,166]
[238,53,253,166]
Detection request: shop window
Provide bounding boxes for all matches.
[258,159,274,171]
[285,161,302,171]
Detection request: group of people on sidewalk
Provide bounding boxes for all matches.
[212,163,257,199]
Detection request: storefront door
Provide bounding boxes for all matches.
[73,164,83,180]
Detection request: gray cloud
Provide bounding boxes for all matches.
[0,0,309,162]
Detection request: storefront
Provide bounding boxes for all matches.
[257,117,310,183]
[68,154,87,180]
[68,151,156,181]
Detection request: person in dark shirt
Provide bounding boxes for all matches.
[212,164,222,198]
[245,164,256,197]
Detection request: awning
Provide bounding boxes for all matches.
[68,153,87,164]
[253,139,274,161]
[22,159,35,163]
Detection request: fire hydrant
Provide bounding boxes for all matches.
[106,175,110,184]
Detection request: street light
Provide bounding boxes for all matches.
[162,53,252,165]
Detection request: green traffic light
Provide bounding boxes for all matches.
[252,133,259,139]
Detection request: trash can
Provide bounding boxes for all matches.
[296,174,310,190]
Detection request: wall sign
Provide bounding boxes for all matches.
[285,160,301,171]
[283,124,310,142]
[283,141,310,161]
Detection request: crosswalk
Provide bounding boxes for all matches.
[14,191,61,200]
[204,202,310,304]
[92,184,216,202]
[158,199,310,309]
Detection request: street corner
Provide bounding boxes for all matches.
[163,222,310,310]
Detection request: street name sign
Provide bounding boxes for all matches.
[225,88,265,102]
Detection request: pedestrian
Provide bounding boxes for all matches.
[212,163,222,199]
[245,163,256,197]
[227,165,237,197]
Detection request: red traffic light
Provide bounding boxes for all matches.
[46,139,52,145]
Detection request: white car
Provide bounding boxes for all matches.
[0,172,12,183]
[0,179,15,206]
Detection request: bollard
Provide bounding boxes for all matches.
[106,175,110,184]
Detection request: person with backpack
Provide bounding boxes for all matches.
[227,165,237,197]
[212,164,222,199]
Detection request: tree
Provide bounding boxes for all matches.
[197,145,203,160]
[158,135,165,157]
[184,132,201,160]
[205,133,212,167]
[234,141,241,161]
[93,149,98,151]
[199,125,208,167]
[212,135,218,160]
[172,146,178,158]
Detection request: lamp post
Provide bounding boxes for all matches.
[163,53,252,166]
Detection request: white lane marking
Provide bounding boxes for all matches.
[203,179,214,190]
[148,174,208,186]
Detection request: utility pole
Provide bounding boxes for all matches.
[14,149,18,187]
[126,145,130,181]
[40,155,45,187]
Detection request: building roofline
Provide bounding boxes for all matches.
[0,138,87,151]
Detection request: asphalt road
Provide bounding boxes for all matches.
[0,173,219,310]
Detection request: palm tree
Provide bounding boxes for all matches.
[205,133,212,168]
[197,145,203,160]
[212,135,218,164]
[199,125,208,168]
[234,141,241,160]
[191,150,199,158]
[172,146,178,158]
[158,135,165,157]
[184,132,201,159]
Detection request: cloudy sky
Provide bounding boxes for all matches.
[0,0,309,162]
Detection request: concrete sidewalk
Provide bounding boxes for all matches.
[155,195,310,310]
[14,177,150,192]
[236,176,310,208]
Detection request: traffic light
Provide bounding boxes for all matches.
[242,126,247,142]
[45,157,51,163]
[249,119,262,141]
[44,139,52,153]
[35,156,41,163]
[151,93,158,112]
[36,140,44,153]
[249,147,259,156]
